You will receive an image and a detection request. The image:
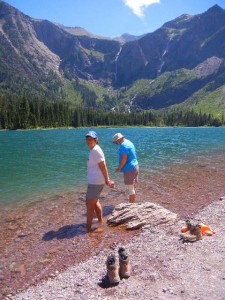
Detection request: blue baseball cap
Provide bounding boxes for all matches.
[86,131,98,139]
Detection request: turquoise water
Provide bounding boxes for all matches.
[0,127,225,205]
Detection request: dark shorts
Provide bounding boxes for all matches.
[124,165,139,185]
[86,184,104,200]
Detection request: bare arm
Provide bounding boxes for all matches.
[98,160,110,186]
[116,154,127,173]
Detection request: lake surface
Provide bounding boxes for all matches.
[1,127,225,206]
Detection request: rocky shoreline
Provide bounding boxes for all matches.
[9,196,225,300]
[2,154,225,300]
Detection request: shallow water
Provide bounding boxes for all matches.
[1,127,225,206]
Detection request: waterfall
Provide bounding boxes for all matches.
[158,40,170,75]
[114,46,122,82]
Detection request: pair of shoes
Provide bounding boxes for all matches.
[106,247,131,284]
[180,220,202,242]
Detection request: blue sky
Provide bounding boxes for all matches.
[3,0,225,38]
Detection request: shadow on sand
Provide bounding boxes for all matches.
[42,205,114,241]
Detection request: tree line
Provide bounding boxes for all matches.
[0,95,224,130]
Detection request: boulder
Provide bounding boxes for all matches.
[107,202,177,230]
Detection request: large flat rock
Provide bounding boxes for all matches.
[107,202,177,230]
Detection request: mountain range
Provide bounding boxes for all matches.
[0,1,225,116]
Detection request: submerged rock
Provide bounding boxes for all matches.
[107,202,177,230]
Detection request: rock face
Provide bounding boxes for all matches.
[107,202,177,230]
[1,2,225,112]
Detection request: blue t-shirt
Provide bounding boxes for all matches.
[119,139,138,172]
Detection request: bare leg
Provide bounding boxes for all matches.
[129,194,136,203]
[95,200,103,226]
[128,183,136,203]
[86,199,97,232]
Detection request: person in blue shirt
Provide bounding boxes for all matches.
[113,133,139,203]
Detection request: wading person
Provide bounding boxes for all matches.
[113,133,139,203]
[85,131,112,232]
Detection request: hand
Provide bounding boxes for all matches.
[115,167,121,173]
[105,178,110,185]
[108,179,115,188]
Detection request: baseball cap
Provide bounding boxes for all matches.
[86,131,98,139]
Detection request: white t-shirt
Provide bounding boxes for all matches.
[87,144,105,185]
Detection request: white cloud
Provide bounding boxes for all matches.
[124,0,160,18]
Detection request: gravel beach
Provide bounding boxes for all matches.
[10,196,225,300]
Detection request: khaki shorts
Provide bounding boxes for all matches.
[124,165,139,185]
[86,184,104,200]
